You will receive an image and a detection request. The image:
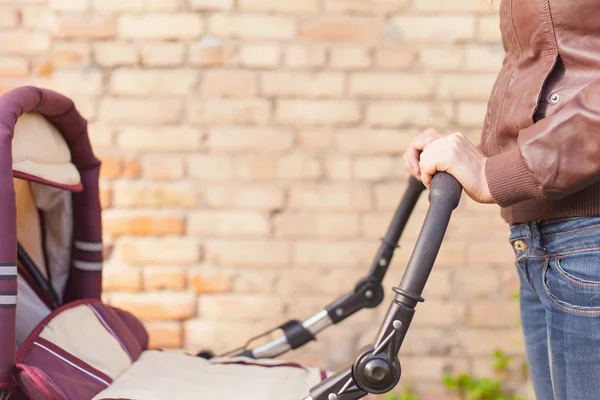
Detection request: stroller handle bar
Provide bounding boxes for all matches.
[219,176,427,360]
[306,172,462,400]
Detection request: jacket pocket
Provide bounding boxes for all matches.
[543,251,600,314]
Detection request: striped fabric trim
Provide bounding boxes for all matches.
[87,304,134,363]
[33,342,110,387]
[0,291,17,308]
[74,241,103,253]
[73,260,103,272]
[0,265,17,280]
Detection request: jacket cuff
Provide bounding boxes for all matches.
[485,149,544,207]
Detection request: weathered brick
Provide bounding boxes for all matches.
[239,0,319,14]
[274,212,359,239]
[206,127,293,152]
[350,72,434,99]
[184,320,273,352]
[283,45,326,68]
[334,129,413,155]
[140,42,186,67]
[110,68,198,96]
[420,47,464,71]
[324,155,352,181]
[288,184,371,211]
[412,302,467,328]
[352,156,394,181]
[100,156,140,180]
[103,211,185,237]
[188,0,233,10]
[465,44,504,71]
[261,72,344,98]
[292,241,368,267]
[187,211,270,237]
[467,240,514,267]
[143,267,186,291]
[330,46,371,69]
[374,47,418,69]
[145,321,182,349]
[239,43,280,68]
[53,42,91,68]
[325,0,410,14]
[188,268,234,294]
[277,269,358,296]
[233,270,278,294]
[189,39,230,67]
[301,17,383,43]
[21,8,53,30]
[118,14,203,39]
[198,295,285,322]
[117,127,202,151]
[51,70,103,96]
[0,33,50,55]
[389,16,476,43]
[187,155,234,181]
[53,15,116,39]
[94,42,138,67]
[99,98,183,124]
[234,154,277,181]
[187,98,271,125]
[400,357,470,382]
[102,267,142,292]
[50,0,90,11]
[414,0,497,13]
[91,0,143,11]
[200,70,257,97]
[209,14,296,40]
[204,239,291,268]
[276,100,360,125]
[457,329,524,356]
[141,155,185,181]
[478,15,502,42]
[199,184,285,210]
[0,7,20,28]
[113,181,197,208]
[438,73,496,100]
[115,237,199,265]
[0,57,28,78]
[277,154,323,180]
[470,300,520,328]
[108,291,196,320]
[457,101,489,128]
[366,101,454,128]
[298,130,333,152]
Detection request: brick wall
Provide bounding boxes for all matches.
[0,0,531,398]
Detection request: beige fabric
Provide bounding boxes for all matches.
[39,304,132,379]
[13,113,80,187]
[15,179,48,277]
[93,351,325,400]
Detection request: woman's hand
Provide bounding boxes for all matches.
[403,128,442,179]
[419,132,494,204]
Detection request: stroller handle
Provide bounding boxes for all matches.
[307,172,463,400]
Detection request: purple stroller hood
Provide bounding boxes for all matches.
[0,86,103,388]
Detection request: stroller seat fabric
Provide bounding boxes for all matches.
[0,87,329,400]
[16,300,327,400]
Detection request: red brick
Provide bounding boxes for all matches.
[300,17,384,43]
[144,267,186,291]
[188,269,233,294]
[145,321,182,349]
[102,211,185,237]
[108,291,196,321]
[53,15,116,39]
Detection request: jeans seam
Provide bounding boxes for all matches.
[516,261,538,294]
[543,258,600,315]
[553,256,600,288]
[543,223,600,238]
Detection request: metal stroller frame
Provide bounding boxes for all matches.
[217,173,463,399]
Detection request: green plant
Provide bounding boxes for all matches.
[441,350,527,400]
[384,384,420,400]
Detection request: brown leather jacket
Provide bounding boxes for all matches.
[481,0,600,224]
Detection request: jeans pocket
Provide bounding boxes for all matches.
[543,251,600,314]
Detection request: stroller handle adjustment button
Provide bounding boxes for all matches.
[392,320,402,330]
[328,394,338,400]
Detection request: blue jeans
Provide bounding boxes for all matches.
[510,217,600,400]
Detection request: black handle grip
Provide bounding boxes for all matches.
[396,172,463,305]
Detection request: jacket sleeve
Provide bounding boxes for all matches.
[485,79,600,207]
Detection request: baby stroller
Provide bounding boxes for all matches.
[0,86,462,400]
